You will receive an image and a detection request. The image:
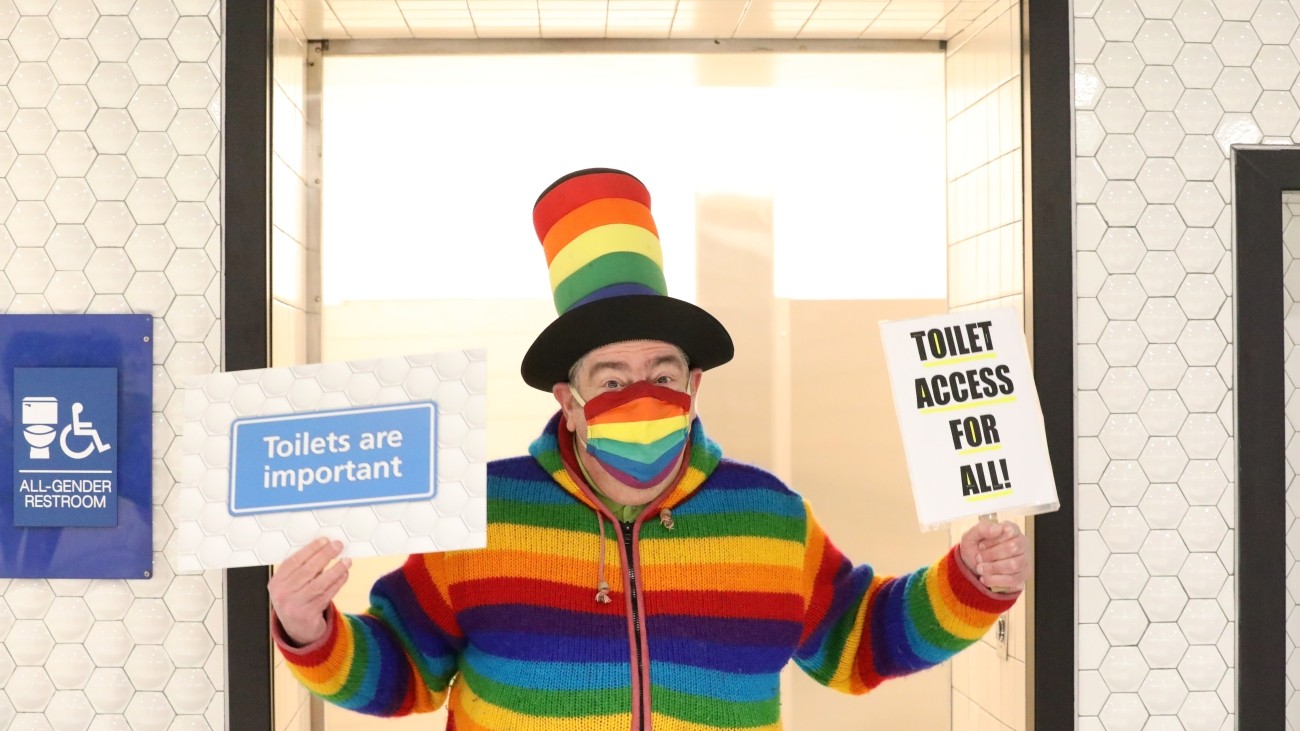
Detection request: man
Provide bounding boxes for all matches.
[269,168,1030,730]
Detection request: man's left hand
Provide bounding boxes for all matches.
[958,520,1030,593]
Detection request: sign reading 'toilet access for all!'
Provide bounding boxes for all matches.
[13,367,119,527]
[880,308,1060,530]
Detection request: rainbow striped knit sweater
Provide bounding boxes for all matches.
[276,414,1019,730]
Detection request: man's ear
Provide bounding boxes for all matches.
[553,383,577,432]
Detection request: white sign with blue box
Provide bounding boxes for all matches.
[171,350,487,572]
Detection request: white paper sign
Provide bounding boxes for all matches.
[879,308,1059,530]
[170,350,488,572]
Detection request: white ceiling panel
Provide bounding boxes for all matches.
[281,0,1004,41]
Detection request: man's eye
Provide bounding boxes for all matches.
[655,375,672,384]
[602,380,622,390]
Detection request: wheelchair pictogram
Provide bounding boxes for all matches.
[59,402,112,459]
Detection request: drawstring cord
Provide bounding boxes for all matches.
[576,436,678,603]
[593,508,675,603]
[595,513,611,604]
[576,444,614,604]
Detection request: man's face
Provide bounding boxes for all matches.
[553,340,701,435]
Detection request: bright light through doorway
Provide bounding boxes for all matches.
[320,52,946,304]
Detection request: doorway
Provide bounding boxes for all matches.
[313,46,953,731]
[220,2,1076,723]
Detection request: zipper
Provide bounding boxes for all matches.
[620,520,646,730]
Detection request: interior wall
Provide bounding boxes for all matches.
[1073,0,1256,726]
[943,2,1029,730]
[269,2,319,371]
[0,1,225,728]
[784,299,952,729]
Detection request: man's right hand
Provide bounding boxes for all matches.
[268,537,352,647]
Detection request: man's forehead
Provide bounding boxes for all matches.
[579,340,687,369]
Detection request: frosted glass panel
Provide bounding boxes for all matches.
[321,52,946,304]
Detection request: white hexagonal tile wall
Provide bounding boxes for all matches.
[1173,0,1223,43]
[1141,575,1189,621]
[9,156,56,199]
[1097,227,1146,272]
[127,39,178,85]
[1174,44,1223,89]
[83,667,132,715]
[49,40,98,87]
[46,645,95,690]
[46,178,95,224]
[86,63,137,109]
[1214,111,1264,152]
[49,1,100,38]
[124,645,174,691]
[1212,22,1261,66]
[166,62,215,108]
[1097,87,1147,132]
[9,108,56,154]
[7,620,55,665]
[46,85,96,132]
[7,667,55,713]
[45,131,94,178]
[11,18,57,64]
[130,0,181,39]
[1134,18,1183,64]
[1253,44,1299,90]
[168,17,216,62]
[86,108,137,154]
[1097,42,1146,87]
[124,690,176,729]
[43,597,94,644]
[1134,65,1184,111]
[1212,67,1262,114]
[88,15,139,63]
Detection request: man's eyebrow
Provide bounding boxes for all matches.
[649,354,687,369]
[587,361,631,375]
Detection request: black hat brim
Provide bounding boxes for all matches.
[521,295,734,391]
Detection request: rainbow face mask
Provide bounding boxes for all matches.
[573,380,692,490]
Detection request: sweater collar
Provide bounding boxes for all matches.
[528,410,723,517]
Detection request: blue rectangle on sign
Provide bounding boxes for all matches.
[229,403,438,515]
[13,368,119,527]
[0,314,153,580]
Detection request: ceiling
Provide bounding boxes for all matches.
[278,0,1001,42]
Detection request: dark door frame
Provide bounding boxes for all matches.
[1231,145,1295,730]
[222,2,274,729]
[1024,0,1075,727]
[220,2,1077,728]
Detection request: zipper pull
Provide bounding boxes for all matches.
[659,507,675,531]
[595,581,611,604]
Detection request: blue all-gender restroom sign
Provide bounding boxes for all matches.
[0,314,153,580]
[229,403,438,515]
[13,368,119,527]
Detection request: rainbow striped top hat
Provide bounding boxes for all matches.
[521,168,734,391]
